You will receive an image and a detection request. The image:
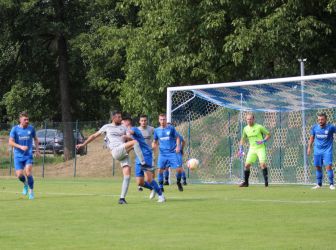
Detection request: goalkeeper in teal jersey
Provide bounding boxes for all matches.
[238,114,271,187]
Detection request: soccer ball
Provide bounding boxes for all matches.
[187,158,199,170]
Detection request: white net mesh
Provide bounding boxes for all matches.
[170,75,336,184]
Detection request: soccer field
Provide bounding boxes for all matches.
[0,178,335,250]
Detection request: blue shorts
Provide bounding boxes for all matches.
[14,156,33,171]
[158,153,180,169]
[135,155,153,177]
[314,153,332,167]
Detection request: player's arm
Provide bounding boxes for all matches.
[34,136,40,157]
[8,137,28,151]
[76,130,101,149]
[238,129,246,157]
[176,135,181,153]
[307,135,314,156]
[256,126,271,144]
[181,139,186,155]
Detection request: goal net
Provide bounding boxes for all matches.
[167,73,336,184]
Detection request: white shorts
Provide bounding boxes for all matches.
[111,144,130,167]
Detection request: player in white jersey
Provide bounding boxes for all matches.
[137,114,155,191]
[76,111,150,204]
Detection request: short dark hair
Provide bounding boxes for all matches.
[122,116,133,124]
[111,110,122,117]
[317,112,327,119]
[159,113,166,117]
[19,111,29,118]
[140,114,148,119]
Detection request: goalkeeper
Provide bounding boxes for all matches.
[238,113,271,187]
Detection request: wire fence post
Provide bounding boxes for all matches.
[9,121,15,176]
[299,58,308,184]
[73,120,78,178]
[112,158,115,176]
[42,121,47,178]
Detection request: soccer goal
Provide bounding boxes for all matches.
[167,73,336,185]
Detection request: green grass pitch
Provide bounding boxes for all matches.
[0,178,335,250]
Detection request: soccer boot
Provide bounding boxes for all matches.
[177,182,183,192]
[157,195,166,203]
[265,181,269,187]
[149,190,156,200]
[138,186,143,192]
[22,185,29,196]
[118,198,127,204]
[239,182,249,187]
[28,190,35,200]
[330,184,335,190]
[311,185,322,189]
[182,180,187,185]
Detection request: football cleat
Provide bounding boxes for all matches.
[22,185,28,196]
[118,198,127,204]
[330,184,335,190]
[149,190,156,200]
[28,191,35,200]
[239,182,249,187]
[177,182,183,192]
[157,195,166,203]
[311,185,322,189]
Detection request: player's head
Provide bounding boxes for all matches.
[158,113,167,127]
[19,111,29,128]
[122,116,132,127]
[139,115,148,128]
[317,112,327,127]
[111,110,122,125]
[246,113,255,126]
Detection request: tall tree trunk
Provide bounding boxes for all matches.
[58,34,74,160]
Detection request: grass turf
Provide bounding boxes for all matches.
[0,178,335,250]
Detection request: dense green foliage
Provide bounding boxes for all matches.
[1,0,336,121]
[0,178,336,249]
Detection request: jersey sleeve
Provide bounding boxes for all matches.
[9,127,16,139]
[98,124,107,135]
[31,127,36,138]
[332,125,336,134]
[242,127,247,139]
[259,125,270,135]
[310,126,315,136]
[153,129,158,141]
[170,126,177,139]
[131,127,142,138]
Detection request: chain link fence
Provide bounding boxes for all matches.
[0,121,127,178]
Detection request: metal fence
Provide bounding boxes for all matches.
[0,121,124,178]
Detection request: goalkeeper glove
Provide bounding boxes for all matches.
[256,139,267,145]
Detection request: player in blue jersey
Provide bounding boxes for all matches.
[307,112,336,190]
[152,114,184,192]
[164,131,187,185]
[122,117,165,202]
[8,112,40,200]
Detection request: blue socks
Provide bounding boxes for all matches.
[158,172,164,188]
[150,180,162,196]
[316,169,323,186]
[143,181,153,190]
[164,169,169,181]
[176,172,182,183]
[18,175,26,184]
[181,171,186,180]
[327,169,334,185]
[27,175,34,190]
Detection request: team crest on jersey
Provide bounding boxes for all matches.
[28,131,31,135]
[166,131,170,135]
[325,130,328,134]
